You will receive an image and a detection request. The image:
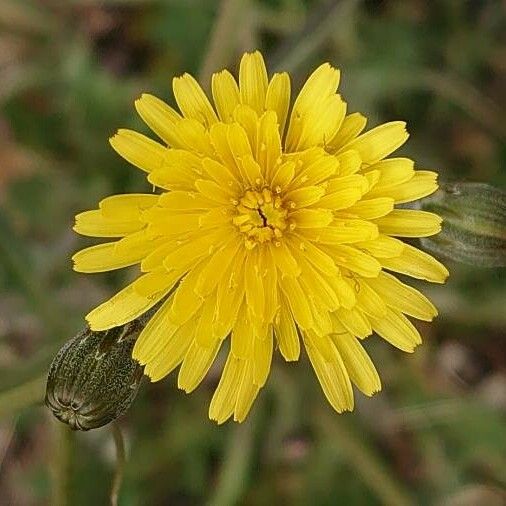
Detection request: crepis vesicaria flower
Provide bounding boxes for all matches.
[72,51,448,423]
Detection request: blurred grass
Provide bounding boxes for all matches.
[0,0,505,504]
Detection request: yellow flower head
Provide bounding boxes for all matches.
[73,51,448,423]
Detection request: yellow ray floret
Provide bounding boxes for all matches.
[73,50,448,423]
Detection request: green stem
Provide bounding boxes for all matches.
[199,0,246,86]
[110,423,126,506]
[52,421,74,506]
[207,414,258,506]
[318,410,414,506]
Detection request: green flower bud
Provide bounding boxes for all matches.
[45,320,145,431]
[420,182,506,267]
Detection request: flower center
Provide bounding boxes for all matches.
[233,188,288,249]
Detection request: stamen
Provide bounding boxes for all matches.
[233,188,289,246]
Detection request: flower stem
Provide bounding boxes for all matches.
[51,421,74,506]
[110,422,126,506]
[207,412,258,506]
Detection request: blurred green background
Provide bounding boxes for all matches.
[0,0,505,504]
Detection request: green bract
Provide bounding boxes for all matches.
[421,182,506,267]
[45,320,145,431]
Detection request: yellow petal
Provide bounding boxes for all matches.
[99,194,159,220]
[284,186,325,208]
[316,187,362,210]
[380,170,439,204]
[178,338,222,392]
[326,274,356,310]
[339,121,409,164]
[231,303,255,359]
[209,122,238,170]
[145,210,202,236]
[233,104,259,154]
[195,238,241,296]
[209,354,244,424]
[234,361,261,422]
[296,256,339,311]
[199,207,234,229]
[244,249,265,319]
[162,228,231,271]
[290,237,337,276]
[335,150,362,176]
[289,94,346,151]
[370,308,422,352]
[366,272,438,321]
[355,234,404,258]
[201,157,241,190]
[308,298,334,336]
[133,296,177,364]
[259,247,279,322]
[257,111,282,181]
[269,241,301,277]
[375,209,442,237]
[274,300,300,361]
[325,173,368,195]
[239,51,269,115]
[292,209,333,228]
[303,220,378,245]
[215,252,246,337]
[347,197,394,219]
[148,149,203,191]
[174,118,214,156]
[194,292,219,348]
[74,210,143,238]
[285,63,340,151]
[323,244,381,277]
[195,179,236,205]
[132,267,182,297]
[380,241,449,283]
[289,63,340,122]
[363,157,414,192]
[279,275,313,329]
[265,72,291,135]
[169,262,206,324]
[143,319,195,382]
[304,335,354,413]
[172,73,218,127]
[73,240,144,273]
[86,273,173,331]
[227,123,254,167]
[212,70,240,122]
[355,277,388,318]
[253,327,273,386]
[134,94,183,146]
[270,161,295,190]
[332,333,381,396]
[238,155,264,188]
[333,306,372,339]
[290,154,339,189]
[109,129,167,173]
[158,191,214,211]
[326,112,367,152]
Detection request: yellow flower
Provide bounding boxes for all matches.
[72,51,448,423]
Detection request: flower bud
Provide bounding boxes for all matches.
[420,182,506,267]
[45,320,145,431]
